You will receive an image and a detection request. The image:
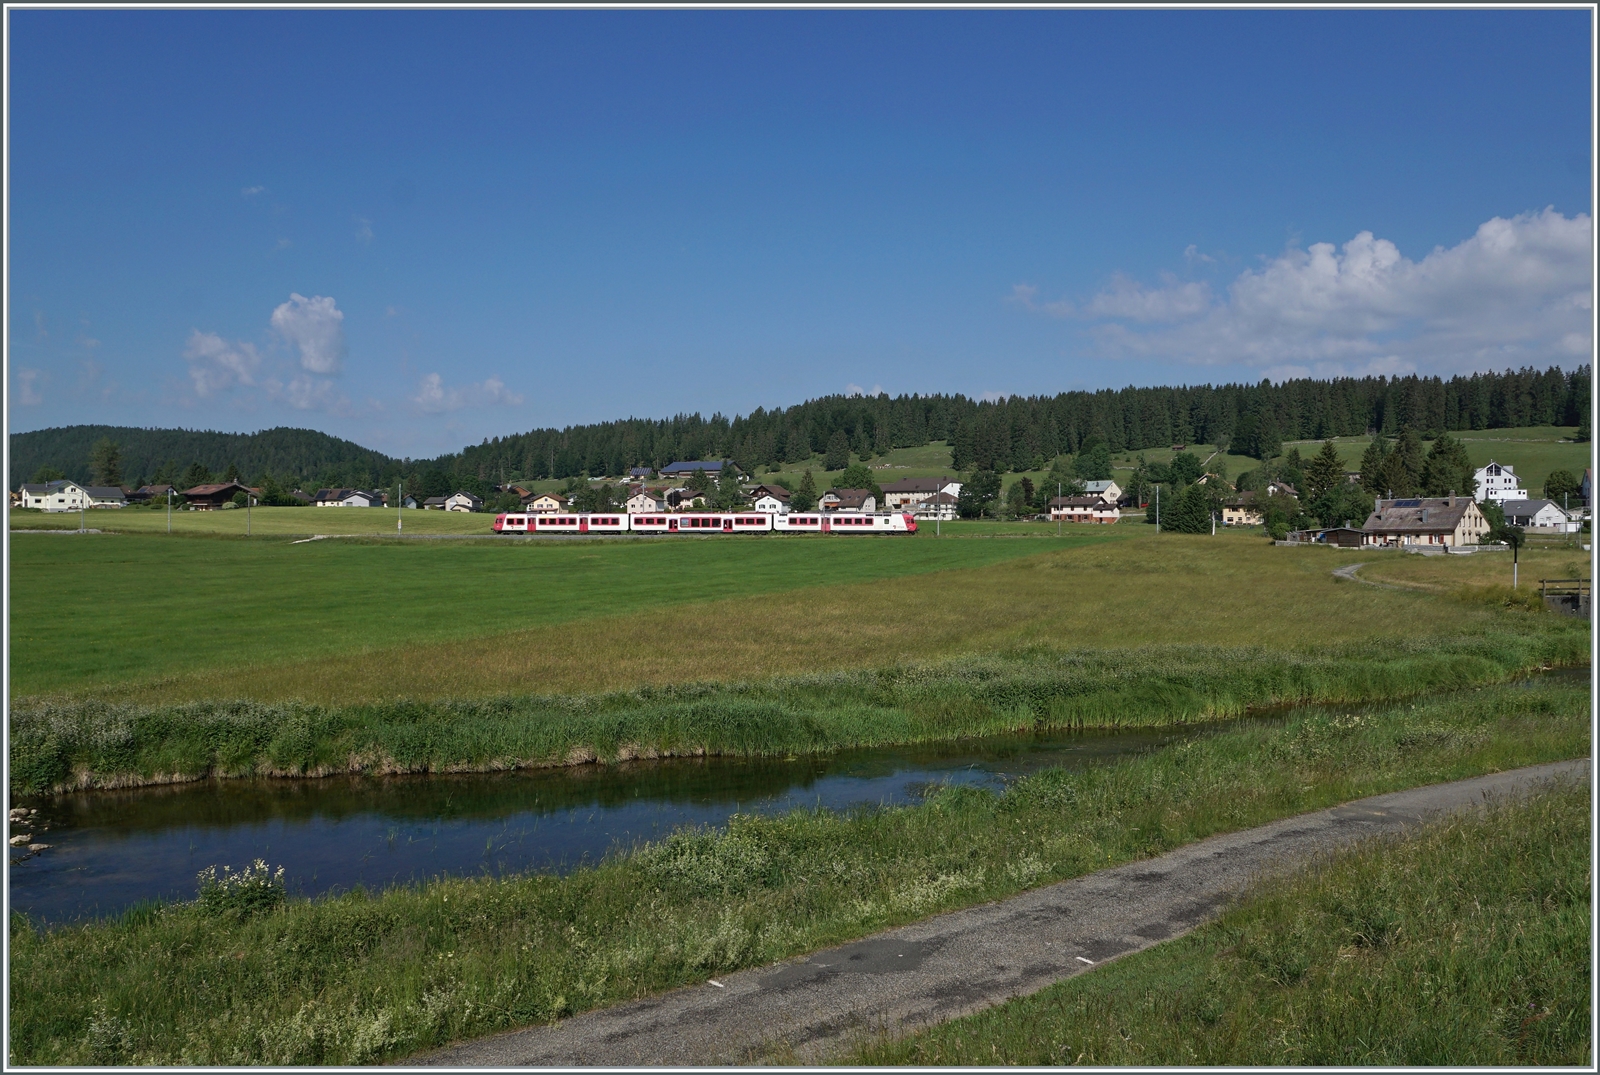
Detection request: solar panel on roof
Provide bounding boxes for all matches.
[1392,498,1422,507]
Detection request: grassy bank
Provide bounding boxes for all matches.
[11,624,1587,795]
[8,678,1587,1064]
[857,780,1591,1066]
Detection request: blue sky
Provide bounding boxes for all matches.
[8,9,1593,459]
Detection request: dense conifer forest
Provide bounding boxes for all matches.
[10,365,1589,495]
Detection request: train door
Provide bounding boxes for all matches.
[723,517,733,532]
[821,517,830,534]
[669,517,678,532]
[579,516,589,533]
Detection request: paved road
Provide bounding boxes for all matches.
[405,759,1590,1067]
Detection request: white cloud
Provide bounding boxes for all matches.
[183,329,261,397]
[1183,244,1216,265]
[242,185,266,197]
[355,217,373,244]
[844,383,885,397]
[270,293,346,374]
[14,368,43,406]
[1016,208,1593,377]
[411,373,525,414]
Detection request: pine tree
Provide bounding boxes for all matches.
[1303,440,1344,503]
[824,430,851,471]
[791,469,818,512]
[88,438,123,487]
[1420,433,1474,498]
[1358,436,1389,494]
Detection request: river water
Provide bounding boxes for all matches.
[9,724,1225,924]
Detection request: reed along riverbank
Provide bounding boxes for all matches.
[7,676,1589,1065]
[10,621,1588,795]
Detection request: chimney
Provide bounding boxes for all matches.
[1449,490,1456,507]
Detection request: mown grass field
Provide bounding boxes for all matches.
[11,525,1574,707]
[12,504,500,537]
[9,524,1093,697]
[857,778,1590,1066]
[8,678,1587,1065]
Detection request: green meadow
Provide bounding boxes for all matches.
[1282,425,1587,496]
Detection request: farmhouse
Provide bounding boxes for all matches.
[311,488,382,508]
[1499,499,1580,533]
[660,460,734,479]
[1082,479,1122,505]
[1049,495,1120,524]
[423,497,449,510]
[17,480,125,511]
[1220,483,1298,526]
[1362,494,1488,548]
[182,482,257,510]
[525,493,568,513]
[746,484,791,512]
[127,483,173,504]
[907,490,959,520]
[878,476,962,510]
[1473,461,1527,503]
[821,488,877,513]
[625,489,664,513]
[443,492,483,512]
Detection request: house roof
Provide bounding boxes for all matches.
[1499,499,1568,517]
[449,491,483,502]
[660,460,728,475]
[1050,495,1112,508]
[424,496,449,505]
[825,488,876,509]
[528,491,567,503]
[747,484,791,500]
[1083,480,1119,492]
[183,482,253,498]
[628,467,652,477]
[84,486,126,498]
[1364,497,1480,534]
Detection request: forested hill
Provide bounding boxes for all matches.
[8,425,398,490]
[10,365,1589,492]
[432,365,1590,483]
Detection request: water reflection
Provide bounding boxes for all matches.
[10,726,1196,924]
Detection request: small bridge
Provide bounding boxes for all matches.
[1539,578,1591,618]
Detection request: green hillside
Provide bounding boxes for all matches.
[8,425,400,490]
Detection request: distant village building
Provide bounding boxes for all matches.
[907,490,960,520]
[878,477,962,511]
[625,489,664,513]
[665,487,707,509]
[525,493,568,513]
[1362,494,1488,547]
[1082,479,1122,505]
[1499,499,1581,533]
[821,489,877,513]
[1220,482,1299,526]
[182,482,257,510]
[17,479,125,511]
[660,460,734,479]
[746,484,791,512]
[311,487,381,508]
[1048,495,1120,524]
[443,491,483,512]
[1473,461,1526,503]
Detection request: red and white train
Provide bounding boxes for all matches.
[492,511,918,535]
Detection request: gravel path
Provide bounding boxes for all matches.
[404,758,1589,1067]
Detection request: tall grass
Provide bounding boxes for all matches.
[11,628,1586,794]
[7,678,1587,1065]
[857,780,1592,1066]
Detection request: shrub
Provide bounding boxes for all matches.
[196,859,286,918]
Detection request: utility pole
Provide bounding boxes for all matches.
[1057,481,1062,537]
[247,494,252,537]
[1155,484,1160,532]
[79,493,85,534]
[398,480,404,532]
[167,488,172,534]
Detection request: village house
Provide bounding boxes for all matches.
[423,496,449,510]
[1082,479,1122,505]
[1048,495,1120,524]
[1473,461,1527,503]
[443,491,483,512]
[878,476,962,510]
[821,488,876,513]
[1284,526,1366,548]
[908,490,960,520]
[746,484,791,512]
[660,460,735,480]
[525,492,568,513]
[1362,494,1489,548]
[126,483,173,504]
[182,482,258,510]
[1220,482,1299,526]
[625,488,664,513]
[17,479,126,511]
[627,467,653,480]
[1499,499,1581,533]
[311,487,382,508]
[665,487,708,509]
